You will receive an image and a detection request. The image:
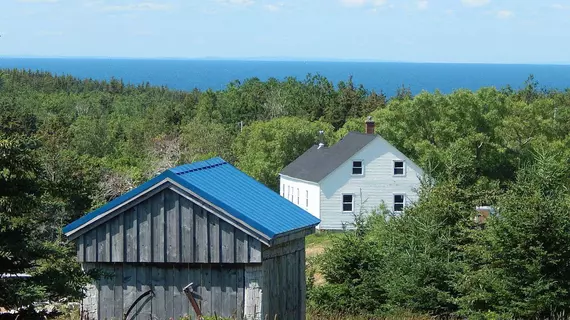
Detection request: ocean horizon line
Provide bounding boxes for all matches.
[1,55,570,66]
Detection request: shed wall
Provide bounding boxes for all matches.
[77,189,262,264]
[81,263,248,320]
[261,238,306,320]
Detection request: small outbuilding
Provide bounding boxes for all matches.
[63,157,319,320]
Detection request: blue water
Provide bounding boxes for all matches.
[1,58,569,97]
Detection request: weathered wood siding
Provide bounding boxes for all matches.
[76,189,262,264]
[261,238,306,320]
[82,263,247,320]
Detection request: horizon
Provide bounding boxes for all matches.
[2,56,570,66]
[1,0,569,64]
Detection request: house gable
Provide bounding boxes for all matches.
[77,187,263,264]
[319,135,425,185]
[319,137,424,229]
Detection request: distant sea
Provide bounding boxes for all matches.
[1,58,570,97]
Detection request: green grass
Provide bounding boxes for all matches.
[306,231,339,248]
[307,310,433,320]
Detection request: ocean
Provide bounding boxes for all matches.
[1,58,569,97]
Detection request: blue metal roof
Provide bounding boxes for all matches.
[63,157,320,239]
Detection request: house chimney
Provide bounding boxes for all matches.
[365,116,375,134]
[317,130,325,149]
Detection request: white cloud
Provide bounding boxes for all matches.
[496,10,514,18]
[17,0,59,3]
[264,3,284,12]
[461,0,490,7]
[417,0,428,10]
[340,0,367,6]
[102,2,171,12]
[340,0,387,7]
[551,3,570,9]
[36,30,63,36]
[217,0,255,5]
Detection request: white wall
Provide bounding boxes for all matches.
[319,137,423,230]
[279,175,321,220]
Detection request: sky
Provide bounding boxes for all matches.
[0,0,569,63]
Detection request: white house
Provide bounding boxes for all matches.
[279,117,424,230]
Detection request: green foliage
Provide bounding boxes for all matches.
[233,117,334,190]
[456,150,570,319]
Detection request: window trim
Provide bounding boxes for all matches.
[282,184,285,197]
[352,160,364,176]
[297,188,300,205]
[341,193,355,213]
[306,190,309,208]
[393,160,406,177]
[393,193,406,213]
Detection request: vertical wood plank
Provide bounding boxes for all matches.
[236,267,244,320]
[209,214,220,263]
[287,252,294,317]
[211,268,222,317]
[113,265,123,320]
[249,237,262,263]
[123,265,136,320]
[194,205,208,263]
[187,267,199,320]
[245,265,263,320]
[99,265,114,320]
[125,208,138,262]
[235,231,248,263]
[96,224,107,262]
[200,265,212,316]
[77,235,84,262]
[300,248,307,320]
[220,221,235,263]
[151,266,166,320]
[136,266,152,319]
[173,267,186,320]
[165,266,174,320]
[84,229,97,262]
[221,268,237,318]
[152,191,166,262]
[166,190,180,262]
[138,200,152,262]
[180,197,194,263]
[111,215,124,262]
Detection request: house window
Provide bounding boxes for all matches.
[394,194,405,212]
[282,184,285,197]
[306,190,309,207]
[342,194,354,212]
[352,161,363,175]
[297,188,300,205]
[287,186,290,200]
[394,160,405,176]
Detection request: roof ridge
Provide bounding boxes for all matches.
[172,161,228,176]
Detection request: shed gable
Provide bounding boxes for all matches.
[77,188,263,264]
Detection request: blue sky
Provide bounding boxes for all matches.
[0,0,569,63]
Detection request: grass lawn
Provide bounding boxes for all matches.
[305,231,339,258]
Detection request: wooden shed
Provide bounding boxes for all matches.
[63,157,320,320]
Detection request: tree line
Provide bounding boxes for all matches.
[1,69,569,318]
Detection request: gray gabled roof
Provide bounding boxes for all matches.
[280,132,377,183]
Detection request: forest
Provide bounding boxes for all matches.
[1,68,570,319]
